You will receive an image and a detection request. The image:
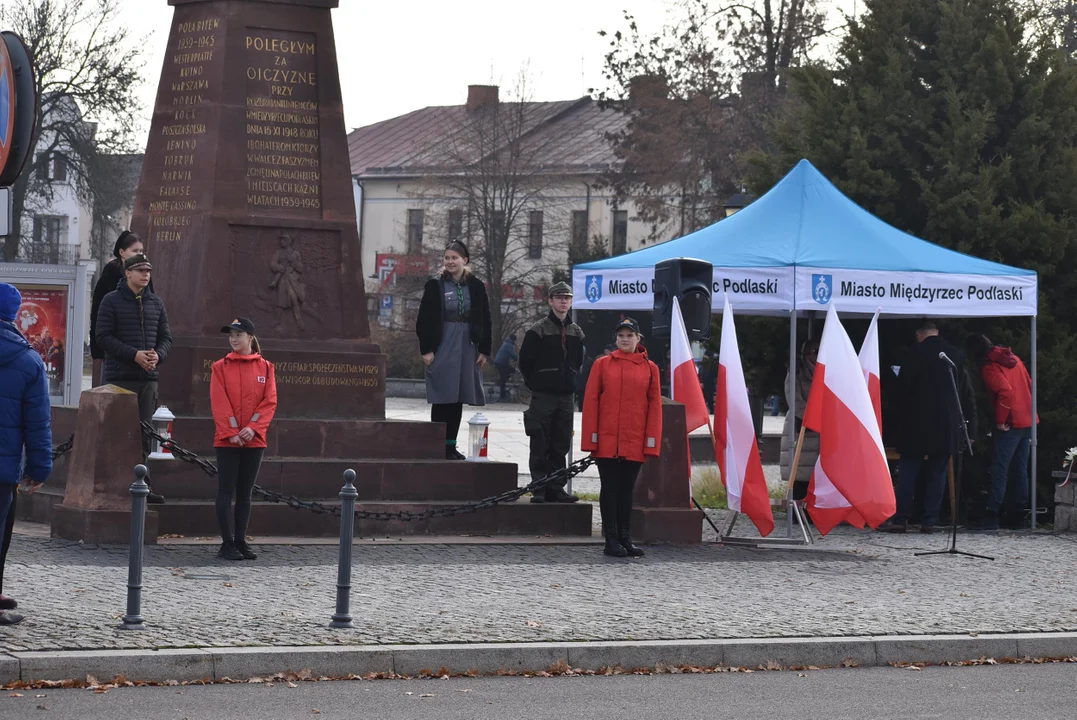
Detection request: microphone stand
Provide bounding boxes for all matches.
[916,359,994,561]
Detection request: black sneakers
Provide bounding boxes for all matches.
[218,542,244,561]
[445,446,465,460]
[0,611,24,626]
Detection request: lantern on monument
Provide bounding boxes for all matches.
[148,406,176,460]
[466,413,490,462]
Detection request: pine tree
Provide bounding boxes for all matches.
[755,0,1077,514]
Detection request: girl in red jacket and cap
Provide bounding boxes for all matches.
[582,318,663,558]
[211,318,278,560]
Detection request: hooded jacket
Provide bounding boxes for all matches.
[0,321,52,485]
[210,352,278,448]
[981,346,1036,429]
[95,279,172,383]
[581,345,663,463]
[90,260,154,360]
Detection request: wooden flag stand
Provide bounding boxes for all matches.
[718,425,814,547]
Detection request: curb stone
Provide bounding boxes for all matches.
[2,632,1076,684]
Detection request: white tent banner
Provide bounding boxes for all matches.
[573,266,794,313]
[794,267,1038,317]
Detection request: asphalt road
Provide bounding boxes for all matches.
[1,663,1073,720]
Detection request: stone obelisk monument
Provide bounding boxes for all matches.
[130,0,384,419]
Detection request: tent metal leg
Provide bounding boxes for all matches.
[787,310,797,539]
[567,308,578,495]
[1031,316,1038,529]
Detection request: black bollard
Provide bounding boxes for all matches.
[329,469,357,629]
[119,464,150,631]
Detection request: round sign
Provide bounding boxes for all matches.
[0,32,36,187]
[0,37,16,177]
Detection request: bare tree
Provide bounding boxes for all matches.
[0,0,145,261]
[593,0,833,237]
[415,75,577,345]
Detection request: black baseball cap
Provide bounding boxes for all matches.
[615,317,641,334]
[221,317,256,335]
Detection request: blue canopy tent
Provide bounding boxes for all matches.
[572,159,1040,527]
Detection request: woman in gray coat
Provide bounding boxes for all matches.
[415,242,492,459]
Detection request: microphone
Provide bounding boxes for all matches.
[938,351,956,368]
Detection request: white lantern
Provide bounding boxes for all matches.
[466,413,491,462]
[147,405,176,460]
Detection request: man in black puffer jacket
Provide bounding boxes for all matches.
[518,282,585,503]
[96,254,172,504]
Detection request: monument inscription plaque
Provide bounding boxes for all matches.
[131,0,381,418]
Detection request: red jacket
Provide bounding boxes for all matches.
[210,352,278,448]
[981,346,1035,428]
[581,346,663,462]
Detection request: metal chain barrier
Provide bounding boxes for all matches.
[139,422,593,521]
[52,434,75,460]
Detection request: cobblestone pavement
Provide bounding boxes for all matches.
[2,521,1074,653]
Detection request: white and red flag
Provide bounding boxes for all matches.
[714,298,775,536]
[669,296,712,435]
[803,306,895,530]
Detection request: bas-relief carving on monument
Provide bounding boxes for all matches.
[269,233,308,329]
[229,225,339,337]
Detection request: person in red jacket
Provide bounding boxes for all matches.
[582,318,662,558]
[967,334,1037,530]
[211,318,278,560]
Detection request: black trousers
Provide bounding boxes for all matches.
[496,365,512,400]
[111,380,158,458]
[431,403,463,445]
[524,391,575,489]
[596,458,643,539]
[0,487,15,596]
[215,447,266,543]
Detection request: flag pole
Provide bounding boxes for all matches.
[786,425,807,504]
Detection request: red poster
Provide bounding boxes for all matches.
[13,284,68,396]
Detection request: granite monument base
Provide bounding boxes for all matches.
[634,399,705,544]
[50,386,160,544]
[158,338,386,419]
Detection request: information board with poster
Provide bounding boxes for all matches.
[12,284,68,397]
[0,261,94,408]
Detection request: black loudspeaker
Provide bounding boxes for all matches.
[652,258,713,340]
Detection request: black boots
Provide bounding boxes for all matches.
[616,486,645,558]
[599,484,643,558]
[234,538,257,559]
[218,541,244,561]
[604,535,628,557]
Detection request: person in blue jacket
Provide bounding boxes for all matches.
[0,283,52,626]
[493,334,518,402]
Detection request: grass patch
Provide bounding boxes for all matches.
[691,467,789,510]
[692,467,727,509]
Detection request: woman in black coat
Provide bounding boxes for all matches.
[415,241,492,459]
[90,231,151,386]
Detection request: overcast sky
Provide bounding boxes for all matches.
[115,0,857,144]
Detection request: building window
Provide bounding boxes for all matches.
[528,211,543,259]
[38,152,68,183]
[571,210,588,253]
[612,209,628,255]
[489,209,505,246]
[448,209,463,241]
[30,215,69,264]
[407,209,424,253]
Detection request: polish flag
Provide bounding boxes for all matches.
[670,296,712,434]
[803,306,894,530]
[714,298,774,536]
[806,311,881,534]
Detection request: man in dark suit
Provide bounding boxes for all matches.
[880,320,976,533]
